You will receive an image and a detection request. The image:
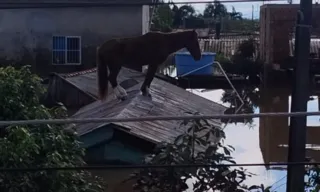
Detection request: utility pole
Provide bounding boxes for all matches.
[252,5,254,21]
[251,5,254,30]
[286,0,313,192]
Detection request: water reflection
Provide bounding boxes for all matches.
[192,85,320,191]
[192,89,279,189]
[259,86,320,170]
[159,62,320,191]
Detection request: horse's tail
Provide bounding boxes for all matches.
[96,46,108,100]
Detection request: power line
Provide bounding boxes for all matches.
[271,175,287,189]
[0,0,287,9]
[272,182,286,191]
[1,111,320,126]
[1,0,287,5]
[0,162,319,172]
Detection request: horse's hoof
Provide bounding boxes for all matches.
[114,94,127,101]
[142,92,152,98]
[117,95,127,101]
[141,87,152,98]
[120,96,127,101]
[114,85,128,101]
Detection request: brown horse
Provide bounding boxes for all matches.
[96,30,202,101]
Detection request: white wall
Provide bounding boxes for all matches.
[142,5,150,34]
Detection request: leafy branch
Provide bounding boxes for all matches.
[0,66,105,192]
[126,112,265,192]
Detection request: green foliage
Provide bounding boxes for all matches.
[151,2,174,32]
[216,39,262,125]
[218,38,262,77]
[127,112,264,192]
[229,6,243,20]
[203,2,228,19]
[305,165,320,192]
[221,89,258,125]
[151,0,259,32]
[0,66,105,192]
[216,52,233,66]
[172,4,196,28]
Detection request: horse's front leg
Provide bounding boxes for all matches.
[140,64,157,97]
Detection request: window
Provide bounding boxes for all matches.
[52,36,81,65]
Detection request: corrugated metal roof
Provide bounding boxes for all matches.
[61,67,227,145]
[199,37,320,58]
[289,38,320,58]
[199,37,260,57]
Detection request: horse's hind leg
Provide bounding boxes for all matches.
[109,63,127,100]
[140,64,157,97]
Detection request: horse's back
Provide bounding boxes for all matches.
[100,32,164,51]
[99,38,121,54]
[98,32,170,67]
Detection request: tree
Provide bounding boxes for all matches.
[203,1,227,20]
[126,112,265,192]
[171,4,181,28]
[151,1,174,32]
[0,66,105,191]
[305,164,320,192]
[177,4,196,19]
[172,4,196,28]
[229,6,243,20]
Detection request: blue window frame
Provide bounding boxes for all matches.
[52,36,81,65]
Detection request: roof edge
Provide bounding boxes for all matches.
[49,72,98,101]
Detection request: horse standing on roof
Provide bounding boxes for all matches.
[96,30,202,101]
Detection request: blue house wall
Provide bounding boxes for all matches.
[80,124,154,165]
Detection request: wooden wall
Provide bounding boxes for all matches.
[45,74,96,114]
[260,4,320,66]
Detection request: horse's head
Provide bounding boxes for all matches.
[185,30,202,61]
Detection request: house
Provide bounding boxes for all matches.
[0,0,151,77]
[45,67,227,191]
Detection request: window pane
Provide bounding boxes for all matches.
[67,37,80,50]
[67,50,80,64]
[52,36,66,50]
[52,51,65,64]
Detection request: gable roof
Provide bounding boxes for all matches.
[59,67,227,144]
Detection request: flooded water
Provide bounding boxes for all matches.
[141,66,320,191]
[187,85,320,191]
